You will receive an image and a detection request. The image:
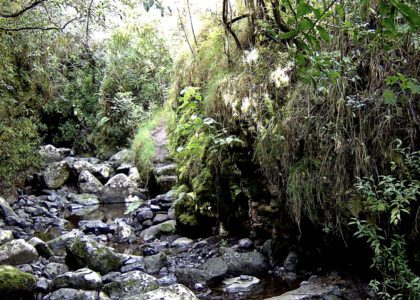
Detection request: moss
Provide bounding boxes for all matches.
[0,265,37,292]
[178,213,198,226]
[159,222,176,233]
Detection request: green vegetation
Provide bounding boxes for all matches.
[131,108,174,180]
[0,265,37,292]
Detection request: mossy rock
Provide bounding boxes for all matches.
[0,265,37,292]
[159,220,176,233]
[178,213,198,226]
[66,237,123,275]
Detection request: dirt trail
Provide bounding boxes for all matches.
[150,120,170,165]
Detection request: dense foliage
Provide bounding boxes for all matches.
[169,0,419,298]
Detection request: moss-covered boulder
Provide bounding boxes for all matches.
[0,265,37,293]
[139,220,176,242]
[66,236,123,275]
[43,161,70,189]
[103,270,158,298]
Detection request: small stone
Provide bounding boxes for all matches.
[0,230,14,246]
[238,238,254,250]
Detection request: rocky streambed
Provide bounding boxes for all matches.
[0,144,369,299]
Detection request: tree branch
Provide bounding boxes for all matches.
[223,0,242,50]
[0,16,80,32]
[227,14,249,26]
[0,0,47,18]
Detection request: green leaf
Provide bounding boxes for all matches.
[298,18,314,32]
[336,4,344,18]
[383,89,397,105]
[316,25,330,42]
[297,2,312,18]
[389,0,420,28]
[278,30,298,40]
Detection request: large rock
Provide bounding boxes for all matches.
[102,174,144,203]
[47,229,84,256]
[40,145,72,163]
[140,220,176,242]
[43,262,69,278]
[68,193,100,206]
[0,239,39,265]
[103,270,158,298]
[66,236,124,274]
[221,248,268,276]
[109,149,133,167]
[0,230,14,246]
[44,288,99,300]
[175,257,227,287]
[130,284,199,300]
[43,161,70,189]
[29,236,53,258]
[78,170,104,195]
[144,252,167,274]
[0,197,18,219]
[0,265,37,293]
[52,268,103,290]
[265,282,342,300]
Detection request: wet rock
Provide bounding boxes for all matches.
[154,164,177,177]
[140,220,176,242]
[43,161,70,189]
[66,236,124,274]
[112,218,135,242]
[44,288,99,300]
[0,265,38,293]
[68,193,100,206]
[262,239,280,267]
[0,239,39,265]
[79,220,113,235]
[29,237,53,258]
[133,283,199,300]
[102,270,158,298]
[223,275,261,293]
[171,237,193,249]
[153,213,169,224]
[47,229,84,256]
[109,149,133,168]
[0,196,19,219]
[175,257,227,287]
[284,251,298,272]
[144,252,167,274]
[36,277,50,292]
[238,238,254,251]
[221,248,268,276]
[0,229,14,246]
[79,170,104,195]
[266,282,342,300]
[137,208,154,222]
[102,174,145,203]
[40,145,71,163]
[121,260,146,273]
[43,262,69,278]
[52,268,103,290]
[158,273,177,286]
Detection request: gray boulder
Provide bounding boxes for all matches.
[40,145,72,163]
[68,193,100,206]
[132,283,199,300]
[0,230,14,246]
[43,262,69,279]
[66,236,124,274]
[221,248,268,276]
[44,288,99,300]
[47,229,84,256]
[102,174,144,203]
[29,236,53,258]
[78,170,103,195]
[109,149,133,167]
[0,197,18,219]
[223,275,261,293]
[175,257,227,287]
[144,252,167,274]
[265,282,342,300]
[103,270,158,298]
[52,268,103,290]
[140,220,176,242]
[0,239,39,265]
[43,161,70,189]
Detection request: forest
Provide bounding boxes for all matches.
[0,0,419,299]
